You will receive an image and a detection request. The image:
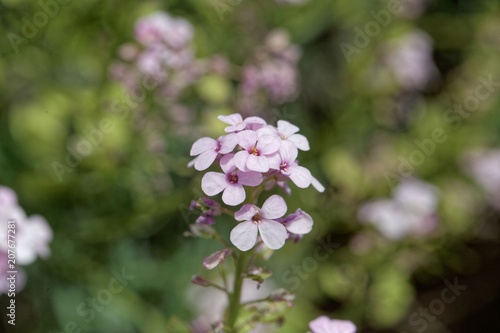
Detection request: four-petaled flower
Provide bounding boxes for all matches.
[271,141,312,188]
[202,154,263,206]
[234,130,280,172]
[190,134,238,171]
[230,195,288,251]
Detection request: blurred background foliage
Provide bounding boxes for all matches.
[0,0,499,332]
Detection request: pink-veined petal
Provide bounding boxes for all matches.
[244,116,267,129]
[247,155,269,172]
[261,195,287,219]
[288,133,310,151]
[220,154,236,174]
[256,126,278,138]
[194,150,218,171]
[279,140,298,163]
[218,114,246,132]
[237,130,257,150]
[234,204,259,221]
[256,135,280,155]
[190,137,217,156]
[285,210,313,234]
[258,219,288,250]
[288,165,312,188]
[230,221,258,251]
[218,113,243,125]
[201,172,227,196]
[234,151,250,171]
[237,171,263,187]
[222,184,246,206]
[219,133,238,154]
[277,120,299,137]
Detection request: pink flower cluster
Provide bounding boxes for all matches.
[0,186,53,294]
[238,30,301,115]
[189,114,323,251]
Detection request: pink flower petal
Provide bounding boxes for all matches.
[234,204,259,221]
[311,176,325,192]
[220,154,236,174]
[256,135,280,155]
[244,116,267,130]
[0,186,17,206]
[256,126,278,138]
[218,113,243,126]
[279,140,298,163]
[247,155,270,172]
[190,137,217,156]
[230,221,258,251]
[237,171,263,187]
[288,133,310,151]
[261,195,287,219]
[237,130,257,150]
[218,114,246,132]
[234,151,250,171]
[222,184,246,206]
[194,150,218,171]
[289,165,312,188]
[309,316,357,333]
[219,133,238,154]
[266,153,282,170]
[277,120,299,137]
[285,210,313,234]
[201,172,227,196]
[258,219,288,250]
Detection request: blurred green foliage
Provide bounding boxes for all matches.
[1,0,500,332]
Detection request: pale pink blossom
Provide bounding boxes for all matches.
[358,179,439,240]
[309,316,356,333]
[234,130,280,172]
[269,141,312,188]
[230,195,288,251]
[190,134,238,171]
[201,154,263,206]
[279,208,313,235]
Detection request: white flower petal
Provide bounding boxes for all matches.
[230,221,258,251]
[201,172,227,196]
[258,220,288,250]
[261,195,287,219]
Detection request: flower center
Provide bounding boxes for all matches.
[280,134,287,140]
[280,162,288,172]
[229,172,238,184]
[251,147,260,156]
[252,214,262,224]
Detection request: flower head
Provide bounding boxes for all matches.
[234,130,280,172]
[201,154,263,206]
[189,134,238,171]
[230,195,288,251]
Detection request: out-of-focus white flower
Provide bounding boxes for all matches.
[358,179,439,240]
[463,149,500,210]
[384,30,439,91]
[0,186,52,294]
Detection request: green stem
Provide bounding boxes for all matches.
[227,251,249,331]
